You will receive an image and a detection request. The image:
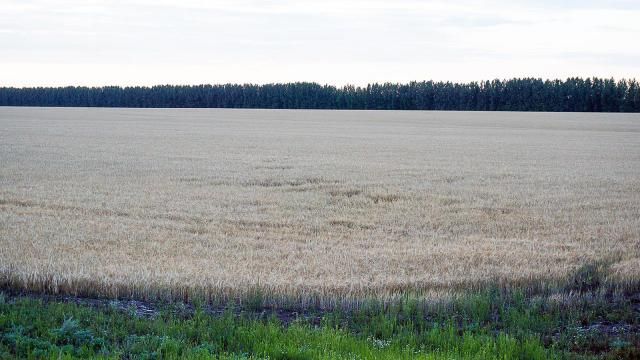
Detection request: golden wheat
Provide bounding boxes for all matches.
[0,107,639,306]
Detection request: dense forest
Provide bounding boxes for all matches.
[1,77,639,112]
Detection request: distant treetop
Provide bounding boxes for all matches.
[1,78,638,112]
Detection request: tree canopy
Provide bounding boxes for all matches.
[1,78,638,112]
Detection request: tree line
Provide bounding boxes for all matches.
[1,77,639,112]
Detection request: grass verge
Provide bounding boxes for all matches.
[0,294,552,359]
[1,282,639,359]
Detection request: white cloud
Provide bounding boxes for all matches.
[1,0,638,86]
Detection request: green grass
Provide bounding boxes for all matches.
[323,287,639,359]
[0,294,553,359]
[0,283,638,359]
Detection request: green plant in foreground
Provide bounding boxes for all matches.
[0,296,557,359]
[2,274,639,360]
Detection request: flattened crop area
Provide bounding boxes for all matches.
[1,108,639,305]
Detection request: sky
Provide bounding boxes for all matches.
[1,0,639,87]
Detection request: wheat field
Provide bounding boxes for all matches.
[1,107,639,306]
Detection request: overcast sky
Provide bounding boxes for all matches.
[2,0,639,87]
